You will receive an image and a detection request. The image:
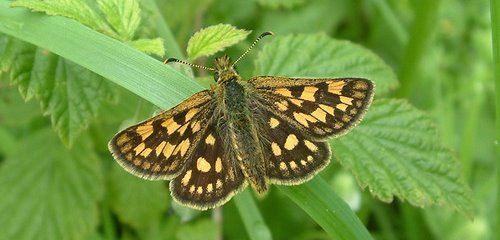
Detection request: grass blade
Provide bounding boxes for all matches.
[278,177,373,240]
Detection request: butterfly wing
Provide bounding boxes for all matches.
[255,108,331,184]
[170,121,247,210]
[108,90,215,180]
[248,76,374,183]
[249,77,374,140]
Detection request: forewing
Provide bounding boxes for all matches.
[249,76,374,140]
[108,90,214,180]
[170,121,247,210]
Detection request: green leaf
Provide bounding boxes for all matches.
[187,24,251,60]
[255,0,305,9]
[11,0,111,35]
[0,128,103,240]
[278,177,373,240]
[12,0,164,54]
[0,2,199,110]
[97,0,141,40]
[3,43,113,146]
[254,33,398,96]
[256,0,349,34]
[176,219,218,240]
[331,99,475,217]
[129,38,165,57]
[234,190,272,240]
[107,163,170,230]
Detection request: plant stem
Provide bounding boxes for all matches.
[395,0,442,97]
[489,0,500,237]
[369,0,408,45]
[278,177,373,240]
[234,189,273,240]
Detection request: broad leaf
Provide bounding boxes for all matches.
[97,0,141,40]
[187,24,251,60]
[11,0,110,34]
[2,41,113,146]
[332,99,474,217]
[254,33,398,96]
[130,38,165,57]
[0,128,103,240]
[107,163,170,230]
[11,0,164,55]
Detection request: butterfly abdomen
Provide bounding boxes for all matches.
[221,80,268,193]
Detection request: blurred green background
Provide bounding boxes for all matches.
[0,0,496,239]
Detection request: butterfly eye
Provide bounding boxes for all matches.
[213,72,219,82]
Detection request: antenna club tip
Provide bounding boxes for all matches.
[164,58,179,64]
[260,32,274,38]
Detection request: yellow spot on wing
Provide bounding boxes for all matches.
[354,80,369,90]
[319,104,335,115]
[289,98,303,106]
[275,88,293,97]
[207,183,213,193]
[185,108,199,121]
[116,134,129,146]
[134,143,146,155]
[328,81,346,94]
[136,123,153,140]
[215,157,222,173]
[161,118,181,134]
[340,96,354,105]
[191,121,201,133]
[279,162,287,170]
[196,157,211,172]
[205,134,216,145]
[300,86,318,101]
[269,117,280,128]
[275,101,288,111]
[155,141,167,156]
[304,140,318,152]
[294,112,309,127]
[178,124,189,135]
[216,179,223,189]
[284,134,299,150]
[140,148,152,157]
[271,142,282,156]
[197,186,203,194]
[290,161,298,170]
[163,142,175,158]
[353,91,366,99]
[336,103,348,112]
[311,107,327,123]
[178,139,190,157]
[181,170,192,186]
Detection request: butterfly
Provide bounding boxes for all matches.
[108,32,374,210]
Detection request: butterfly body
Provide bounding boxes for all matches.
[109,49,374,210]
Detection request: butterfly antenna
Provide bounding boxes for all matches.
[164,58,215,71]
[232,31,274,67]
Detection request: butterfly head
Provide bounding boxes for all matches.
[213,55,239,84]
[164,32,273,85]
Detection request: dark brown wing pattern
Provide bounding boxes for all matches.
[108,90,215,180]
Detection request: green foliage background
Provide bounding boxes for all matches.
[0,0,496,240]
